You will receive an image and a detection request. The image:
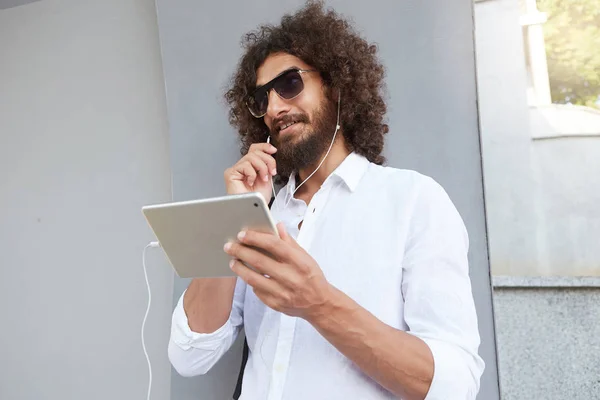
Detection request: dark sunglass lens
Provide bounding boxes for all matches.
[250,89,268,116]
[274,70,304,99]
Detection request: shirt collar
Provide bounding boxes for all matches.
[330,151,370,192]
[284,152,370,201]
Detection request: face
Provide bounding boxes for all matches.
[255,53,338,178]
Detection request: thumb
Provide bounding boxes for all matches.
[276,222,297,245]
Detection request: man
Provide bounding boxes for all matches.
[168,2,485,399]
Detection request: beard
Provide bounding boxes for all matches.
[270,97,338,179]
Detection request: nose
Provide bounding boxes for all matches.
[265,89,291,121]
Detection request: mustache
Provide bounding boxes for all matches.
[271,113,310,134]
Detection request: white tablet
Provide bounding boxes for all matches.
[142,192,278,278]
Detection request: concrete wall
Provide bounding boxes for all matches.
[492,280,600,400]
[531,137,600,276]
[0,1,174,399]
[529,106,600,276]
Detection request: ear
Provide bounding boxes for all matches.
[325,87,341,111]
[334,87,341,100]
[326,86,340,102]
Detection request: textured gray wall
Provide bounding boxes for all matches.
[0,1,173,399]
[155,1,499,399]
[493,285,600,400]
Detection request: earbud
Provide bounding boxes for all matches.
[267,136,271,144]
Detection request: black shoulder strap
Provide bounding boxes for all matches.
[233,338,249,399]
[233,196,275,400]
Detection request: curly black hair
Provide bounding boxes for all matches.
[224,0,388,166]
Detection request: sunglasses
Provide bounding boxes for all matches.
[246,68,317,118]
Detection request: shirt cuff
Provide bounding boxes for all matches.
[170,290,235,352]
[420,337,480,400]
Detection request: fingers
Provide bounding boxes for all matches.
[251,151,277,177]
[224,241,280,277]
[233,160,258,187]
[248,143,277,180]
[246,153,271,183]
[277,223,289,241]
[237,228,296,262]
[229,258,283,294]
[249,142,277,155]
[276,223,301,249]
[231,145,277,186]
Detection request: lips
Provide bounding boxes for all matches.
[277,119,298,132]
[279,121,302,135]
[280,121,297,130]
[274,114,308,135]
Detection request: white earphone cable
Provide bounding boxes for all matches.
[142,241,159,400]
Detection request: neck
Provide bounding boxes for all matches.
[294,137,350,200]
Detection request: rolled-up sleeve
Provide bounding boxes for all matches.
[402,177,485,400]
[168,277,246,377]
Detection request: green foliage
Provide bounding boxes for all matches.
[537,0,600,107]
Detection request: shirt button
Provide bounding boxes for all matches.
[275,364,285,373]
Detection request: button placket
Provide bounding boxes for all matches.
[266,182,337,400]
[266,197,307,400]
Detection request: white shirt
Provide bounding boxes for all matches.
[168,152,485,400]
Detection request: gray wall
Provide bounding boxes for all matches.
[531,137,600,275]
[493,282,600,400]
[0,1,174,399]
[0,0,40,10]
[155,0,499,399]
